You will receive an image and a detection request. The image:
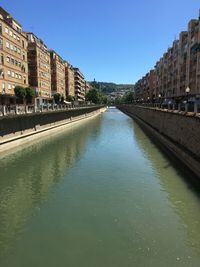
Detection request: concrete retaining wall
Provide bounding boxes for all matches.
[0,106,105,147]
[118,105,200,179]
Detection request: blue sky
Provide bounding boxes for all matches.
[1,0,200,84]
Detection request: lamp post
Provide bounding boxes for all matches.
[158,94,161,108]
[185,87,190,98]
[185,87,190,112]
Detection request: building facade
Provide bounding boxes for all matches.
[64,61,75,97]
[135,10,200,103]
[26,33,51,106]
[73,68,85,103]
[0,7,28,105]
[50,50,65,98]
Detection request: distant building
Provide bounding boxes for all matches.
[0,7,28,105]
[26,33,51,107]
[50,50,65,98]
[85,81,91,94]
[73,68,85,103]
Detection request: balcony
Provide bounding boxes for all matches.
[75,88,81,93]
[191,43,200,53]
[0,68,4,78]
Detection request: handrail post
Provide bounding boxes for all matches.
[194,102,198,114]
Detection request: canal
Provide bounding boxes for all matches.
[0,108,200,266]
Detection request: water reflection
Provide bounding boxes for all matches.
[133,122,200,255]
[0,116,103,257]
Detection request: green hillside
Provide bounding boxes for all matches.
[89,81,134,94]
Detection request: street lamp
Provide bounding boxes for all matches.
[147,96,150,106]
[185,87,190,112]
[158,94,161,108]
[185,87,190,96]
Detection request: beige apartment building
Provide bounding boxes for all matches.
[0,7,28,105]
[50,50,65,98]
[64,61,75,97]
[135,10,200,102]
[73,68,85,103]
[26,33,51,107]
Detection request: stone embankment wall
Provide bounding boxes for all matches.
[0,106,105,147]
[118,105,200,179]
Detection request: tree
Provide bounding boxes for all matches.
[25,87,35,104]
[114,97,123,105]
[66,95,75,102]
[14,86,26,104]
[86,88,101,104]
[61,95,64,104]
[123,91,135,103]
[101,95,108,104]
[54,93,61,104]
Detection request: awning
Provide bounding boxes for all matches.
[64,100,72,105]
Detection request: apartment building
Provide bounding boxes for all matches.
[186,19,200,95]
[26,33,51,107]
[147,70,156,100]
[0,7,28,105]
[73,68,85,103]
[64,61,75,97]
[178,31,188,97]
[135,10,200,102]
[50,50,65,98]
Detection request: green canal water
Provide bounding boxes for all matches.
[0,108,200,266]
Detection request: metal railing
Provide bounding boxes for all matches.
[128,102,200,115]
[0,104,101,117]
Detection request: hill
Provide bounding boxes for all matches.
[89,81,134,94]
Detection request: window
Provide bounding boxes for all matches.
[14,46,17,52]
[6,56,10,63]
[15,73,18,79]
[13,34,16,39]
[17,36,20,42]
[17,48,21,54]
[5,28,8,34]
[24,78,26,84]
[0,68,4,77]
[12,85,15,89]
[18,74,21,79]
[18,62,21,67]
[7,70,11,76]
[10,44,13,50]
[11,58,14,64]
[2,82,5,89]
[15,60,18,66]
[0,53,4,64]
[22,40,25,48]
[6,42,9,48]
[23,54,25,60]
[11,71,15,77]
[0,23,2,34]
[0,38,3,49]
[9,30,13,37]
[8,84,11,90]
